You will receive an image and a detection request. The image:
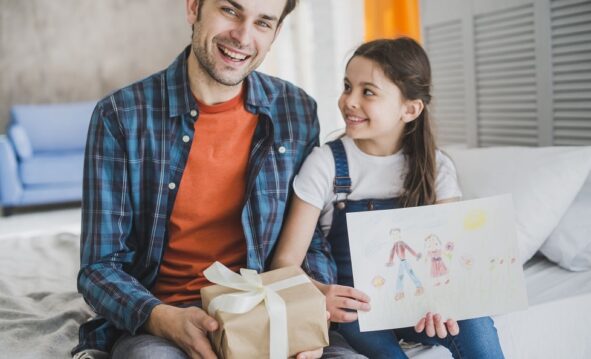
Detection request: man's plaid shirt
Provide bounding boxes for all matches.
[74,46,336,355]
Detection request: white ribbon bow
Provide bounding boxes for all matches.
[203,262,311,359]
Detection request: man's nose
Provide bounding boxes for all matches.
[229,22,252,49]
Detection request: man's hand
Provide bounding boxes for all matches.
[320,284,370,323]
[414,312,459,338]
[144,304,219,359]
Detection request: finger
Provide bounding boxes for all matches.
[190,308,218,332]
[414,317,426,333]
[183,320,217,359]
[191,333,217,359]
[330,308,358,323]
[297,347,323,359]
[340,286,371,303]
[446,319,460,336]
[425,312,436,337]
[335,297,370,311]
[434,313,447,339]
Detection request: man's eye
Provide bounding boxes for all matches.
[222,7,237,16]
[257,21,272,29]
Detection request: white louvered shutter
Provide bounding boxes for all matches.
[425,20,467,145]
[551,0,591,145]
[474,4,539,146]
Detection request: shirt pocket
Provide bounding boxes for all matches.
[255,140,306,200]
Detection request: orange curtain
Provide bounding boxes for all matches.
[364,0,421,42]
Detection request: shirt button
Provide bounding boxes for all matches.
[182,135,190,143]
[168,182,176,190]
[278,146,286,154]
[190,109,197,117]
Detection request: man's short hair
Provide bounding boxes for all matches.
[279,0,298,25]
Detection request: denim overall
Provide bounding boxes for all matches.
[326,139,504,359]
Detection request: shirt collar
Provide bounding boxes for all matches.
[166,45,273,118]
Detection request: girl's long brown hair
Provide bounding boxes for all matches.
[349,37,437,207]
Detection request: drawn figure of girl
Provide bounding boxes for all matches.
[424,234,450,286]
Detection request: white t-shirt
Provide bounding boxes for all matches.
[293,136,462,236]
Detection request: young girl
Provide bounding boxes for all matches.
[271,38,504,358]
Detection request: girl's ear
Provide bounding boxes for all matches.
[401,99,424,123]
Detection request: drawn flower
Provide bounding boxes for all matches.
[445,242,455,252]
[461,256,473,269]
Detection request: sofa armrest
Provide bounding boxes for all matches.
[0,135,23,206]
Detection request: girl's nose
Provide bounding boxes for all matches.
[345,95,359,109]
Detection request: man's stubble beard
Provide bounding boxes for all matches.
[191,30,261,87]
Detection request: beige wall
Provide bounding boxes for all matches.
[0,0,190,133]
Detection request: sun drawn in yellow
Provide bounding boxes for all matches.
[464,209,487,230]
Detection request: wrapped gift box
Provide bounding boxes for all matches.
[201,265,329,359]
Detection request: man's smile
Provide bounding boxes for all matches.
[217,44,251,63]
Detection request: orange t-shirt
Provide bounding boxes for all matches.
[152,89,257,305]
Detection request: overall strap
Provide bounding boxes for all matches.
[327,139,351,199]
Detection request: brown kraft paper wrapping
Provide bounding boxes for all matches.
[201,266,329,359]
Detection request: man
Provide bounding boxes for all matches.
[385,228,424,301]
[73,1,362,358]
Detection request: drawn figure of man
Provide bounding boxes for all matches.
[386,228,424,301]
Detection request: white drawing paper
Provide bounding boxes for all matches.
[346,194,528,331]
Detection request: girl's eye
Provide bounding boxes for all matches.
[363,89,375,96]
[343,83,351,92]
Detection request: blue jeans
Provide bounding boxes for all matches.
[111,330,368,359]
[111,333,188,359]
[395,259,422,294]
[337,316,504,359]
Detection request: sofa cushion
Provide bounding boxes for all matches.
[20,185,83,206]
[10,102,95,153]
[19,152,84,186]
[7,125,33,159]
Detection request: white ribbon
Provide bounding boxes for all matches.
[203,262,311,359]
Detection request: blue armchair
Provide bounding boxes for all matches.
[0,102,95,215]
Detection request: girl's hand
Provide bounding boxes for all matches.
[320,284,371,323]
[414,312,459,338]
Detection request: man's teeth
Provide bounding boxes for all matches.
[220,46,247,61]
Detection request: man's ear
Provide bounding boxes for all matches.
[402,99,425,123]
[186,0,198,25]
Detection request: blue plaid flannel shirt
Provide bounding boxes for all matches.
[73,46,336,355]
